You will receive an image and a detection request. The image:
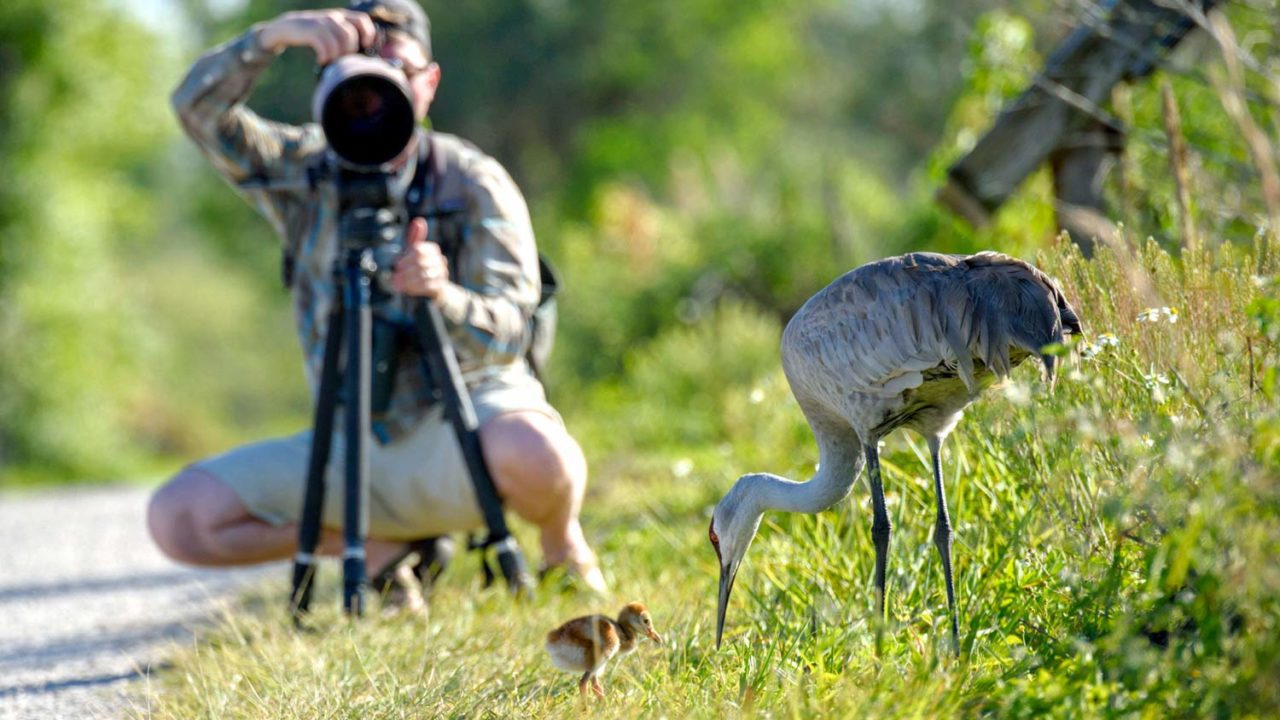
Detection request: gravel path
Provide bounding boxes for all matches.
[0,485,280,719]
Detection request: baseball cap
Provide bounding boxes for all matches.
[348,0,431,59]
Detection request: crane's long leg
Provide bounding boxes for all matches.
[865,442,892,620]
[928,435,960,653]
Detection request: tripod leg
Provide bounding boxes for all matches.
[291,296,346,623]
[342,251,374,617]
[410,299,534,597]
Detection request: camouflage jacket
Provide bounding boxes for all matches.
[172,26,543,441]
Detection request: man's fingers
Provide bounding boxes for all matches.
[391,231,449,298]
[267,9,376,59]
[339,9,379,50]
[394,239,440,272]
[312,23,341,64]
[330,13,362,56]
[307,11,366,64]
[322,14,356,59]
[407,217,428,245]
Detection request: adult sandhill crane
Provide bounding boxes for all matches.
[709,251,1081,651]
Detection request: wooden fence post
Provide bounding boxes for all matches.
[937,0,1214,253]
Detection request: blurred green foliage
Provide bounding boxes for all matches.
[0,0,170,479]
[0,0,1277,502]
[0,0,310,484]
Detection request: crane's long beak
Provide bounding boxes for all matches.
[716,562,737,649]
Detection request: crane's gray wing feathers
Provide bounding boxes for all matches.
[780,252,1082,424]
[781,254,960,405]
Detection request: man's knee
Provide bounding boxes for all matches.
[147,467,238,565]
[480,413,585,499]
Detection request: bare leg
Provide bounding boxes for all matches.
[147,468,404,570]
[591,676,605,697]
[928,435,960,653]
[481,412,604,590]
[578,672,591,697]
[865,442,892,620]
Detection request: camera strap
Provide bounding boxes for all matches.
[408,133,467,265]
[409,134,561,384]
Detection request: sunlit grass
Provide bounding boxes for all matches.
[137,240,1280,718]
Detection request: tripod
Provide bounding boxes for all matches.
[288,170,534,620]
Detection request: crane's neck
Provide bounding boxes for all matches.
[614,618,638,654]
[749,447,862,515]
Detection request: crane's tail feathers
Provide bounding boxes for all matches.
[1042,353,1058,390]
[1059,295,1084,338]
[1045,273,1081,391]
[961,252,1082,391]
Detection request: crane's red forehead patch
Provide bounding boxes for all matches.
[709,519,721,561]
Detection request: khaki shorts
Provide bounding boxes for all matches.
[193,369,559,540]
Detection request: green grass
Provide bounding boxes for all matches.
[137,239,1280,718]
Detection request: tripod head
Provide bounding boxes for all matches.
[332,165,409,302]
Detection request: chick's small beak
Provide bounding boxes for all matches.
[647,628,664,644]
[715,562,736,650]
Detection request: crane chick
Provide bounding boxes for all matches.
[709,252,1081,651]
[544,602,664,697]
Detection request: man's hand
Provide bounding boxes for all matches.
[393,217,451,299]
[257,9,378,65]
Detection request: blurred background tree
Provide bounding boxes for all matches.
[0,0,1273,483]
[0,0,173,480]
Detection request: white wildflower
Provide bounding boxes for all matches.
[1137,307,1178,325]
[672,458,694,478]
[1142,370,1172,402]
[1142,371,1171,389]
[1080,332,1120,361]
[748,387,765,404]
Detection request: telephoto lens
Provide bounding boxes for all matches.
[313,55,416,168]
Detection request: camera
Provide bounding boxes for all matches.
[312,53,417,170]
[311,53,417,277]
[312,53,422,417]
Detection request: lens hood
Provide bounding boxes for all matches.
[313,55,416,169]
